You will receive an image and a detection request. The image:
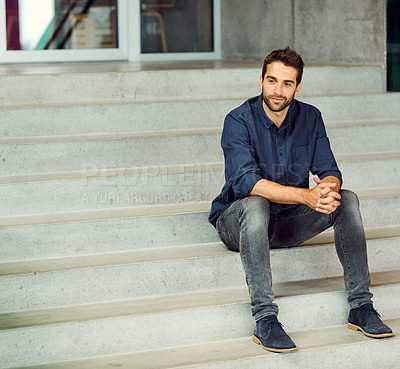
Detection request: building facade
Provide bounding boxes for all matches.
[1,0,398,87]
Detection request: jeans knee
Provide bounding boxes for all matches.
[340,189,360,209]
[238,196,271,231]
[336,189,363,226]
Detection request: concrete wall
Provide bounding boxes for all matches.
[221,0,386,65]
[221,0,293,60]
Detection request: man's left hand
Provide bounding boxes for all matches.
[313,175,341,214]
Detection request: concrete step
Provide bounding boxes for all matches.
[0,155,399,219]
[0,101,232,141]
[8,319,399,369]
[0,270,398,368]
[1,123,399,180]
[338,156,400,189]
[0,193,398,268]
[0,61,398,369]
[0,212,220,261]
[0,186,398,260]
[2,94,399,141]
[1,229,399,312]
[0,64,384,108]
[3,261,400,330]
[0,185,398,230]
[327,123,400,155]
[0,182,398,260]
[300,93,400,122]
[0,134,223,179]
[4,151,398,187]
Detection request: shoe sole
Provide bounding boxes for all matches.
[252,335,297,353]
[347,323,394,338]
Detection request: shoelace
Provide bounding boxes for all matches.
[264,319,284,336]
[363,306,381,320]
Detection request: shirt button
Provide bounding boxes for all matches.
[279,152,283,156]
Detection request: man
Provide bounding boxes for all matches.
[209,47,393,353]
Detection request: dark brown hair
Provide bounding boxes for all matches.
[262,47,304,86]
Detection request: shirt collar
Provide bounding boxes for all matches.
[256,94,298,130]
[256,94,274,129]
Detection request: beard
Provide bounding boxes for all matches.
[262,88,296,113]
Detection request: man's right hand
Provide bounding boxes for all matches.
[250,176,341,214]
[304,181,341,214]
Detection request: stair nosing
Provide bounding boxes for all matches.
[0,61,382,77]
[0,127,223,146]
[12,318,399,369]
[1,151,400,185]
[1,270,399,331]
[0,201,212,229]
[336,151,400,162]
[2,119,399,146]
[1,225,399,277]
[0,187,399,228]
[0,241,227,277]
[0,161,224,185]
[0,89,397,111]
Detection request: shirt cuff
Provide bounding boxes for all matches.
[238,171,263,196]
[319,171,342,184]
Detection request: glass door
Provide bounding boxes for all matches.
[139,0,220,61]
[0,0,220,63]
[0,0,128,62]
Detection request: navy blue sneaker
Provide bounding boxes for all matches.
[348,303,394,338]
[253,315,297,353]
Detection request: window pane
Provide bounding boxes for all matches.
[141,0,213,53]
[6,0,118,50]
[387,0,400,91]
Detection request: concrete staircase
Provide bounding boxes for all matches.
[0,61,399,369]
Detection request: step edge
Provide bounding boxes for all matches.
[0,241,227,277]
[1,270,399,331]
[0,61,382,77]
[0,187,399,228]
[0,89,395,110]
[0,201,212,229]
[304,225,400,245]
[0,90,398,111]
[0,161,224,185]
[0,127,223,146]
[1,151,400,185]
[1,226,399,277]
[10,319,400,369]
[2,119,399,146]
[336,151,400,162]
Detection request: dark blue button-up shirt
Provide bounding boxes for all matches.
[209,94,342,227]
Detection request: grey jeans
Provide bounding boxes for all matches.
[215,189,373,322]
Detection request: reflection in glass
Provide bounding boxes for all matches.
[6,0,118,50]
[141,0,213,53]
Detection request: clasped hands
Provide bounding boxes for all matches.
[308,175,341,214]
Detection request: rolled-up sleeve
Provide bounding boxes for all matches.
[311,114,342,184]
[221,114,263,197]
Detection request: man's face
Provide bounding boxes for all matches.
[260,61,302,113]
